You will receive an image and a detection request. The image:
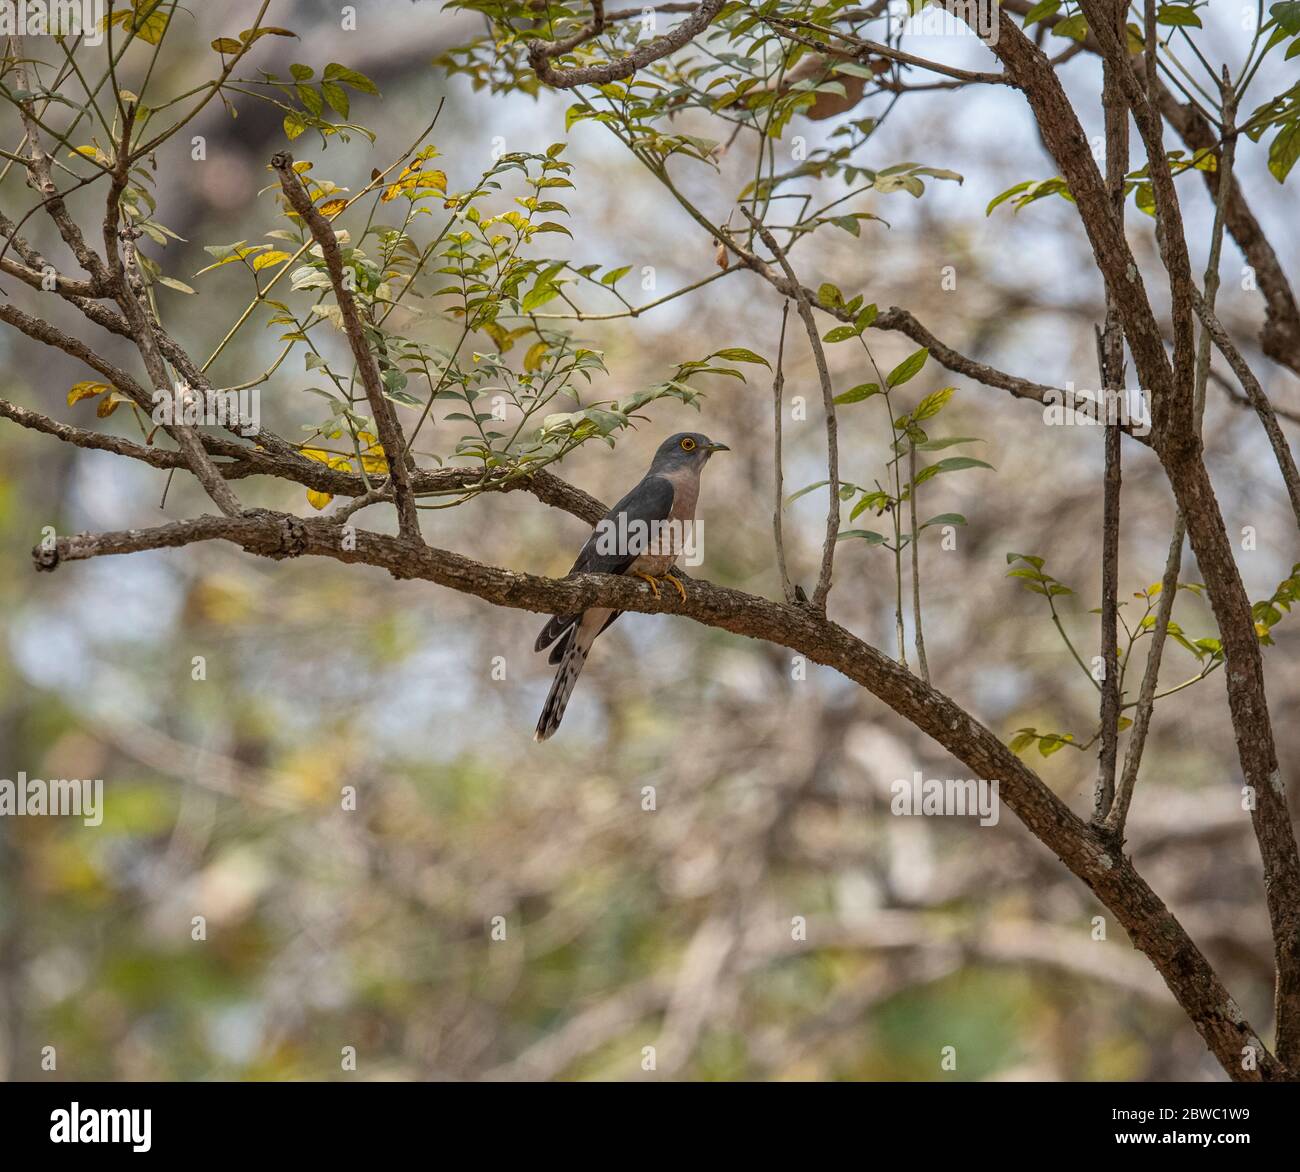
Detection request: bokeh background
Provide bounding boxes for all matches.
[1,0,1298,1080]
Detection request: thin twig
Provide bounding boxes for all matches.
[741,207,838,610]
[1194,290,1300,531]
[771,301,796,604]
[907,440,928,683]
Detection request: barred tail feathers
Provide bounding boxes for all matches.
[534,608,610,741]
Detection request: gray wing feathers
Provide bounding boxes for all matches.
[534,473,674,654]
[571,474,675,576]
[533,474,675,739]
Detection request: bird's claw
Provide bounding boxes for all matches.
[634,571,661,599]
[663,572,687,603]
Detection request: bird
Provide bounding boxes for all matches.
[533,431,730,741]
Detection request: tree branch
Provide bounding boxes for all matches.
[742,207,838,611]
[528,0,725,89]
[770,301,797,604]
[271,151,421,540]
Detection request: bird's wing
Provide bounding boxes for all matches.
[534,474,675,658]
[570,473,675,576]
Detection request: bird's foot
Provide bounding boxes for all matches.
[633,571,661,599]
[661,571,687,603]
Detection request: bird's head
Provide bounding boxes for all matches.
[650,432,730,473]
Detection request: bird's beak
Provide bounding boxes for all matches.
[705,441,730,453]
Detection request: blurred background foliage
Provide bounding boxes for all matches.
[1,0,1299,1080]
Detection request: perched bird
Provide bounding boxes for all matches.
[533,431,730,741]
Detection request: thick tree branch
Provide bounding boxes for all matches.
[31,506,1286,1080]
[528,0,724,89]
[0,394,606,523]
[1095,0,1127,822]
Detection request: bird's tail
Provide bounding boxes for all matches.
[534,612,599,741]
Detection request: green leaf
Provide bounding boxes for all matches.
[913,385,956,421]
[987,180,1033,215]
[1022,0,1062,25]
[836,529,887,544]
[157,276,196,294]
[1052,13,1089,39]
[321,81,350,118]
[833,382,880,405]
[816,283,844,309]
[1156,4,1203,28]
[785,480,830,506]
[849,491,890,519]
[855,304,878,331]
[1009,729,1039,754]
[831,62,882,79]
[822,325,859,343]
[1268,121,1300,183]
[914,456,994,483]
[886,347,928,387]
[920,513,966,529]
[322,63,379,94]
[915,435,981,451]
[711,347,770,367]
[1274,1,1300,34]
[521,282,559,312]
[1039,734,1075,757]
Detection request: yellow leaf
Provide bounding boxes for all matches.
[318,198,349,217]
[358,432,388,474]
[106,4,169,44]
[523,340,548,373]
[306,488,333,510]
[252,250,291,271]
[1255,621,1270,638]
[67,381,110,406]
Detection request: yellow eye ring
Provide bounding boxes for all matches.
[680,437,697,451]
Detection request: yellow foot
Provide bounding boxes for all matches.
[633,571,661,599]
[662,573,687,603]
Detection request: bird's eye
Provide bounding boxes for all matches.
[680,437,697,452]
